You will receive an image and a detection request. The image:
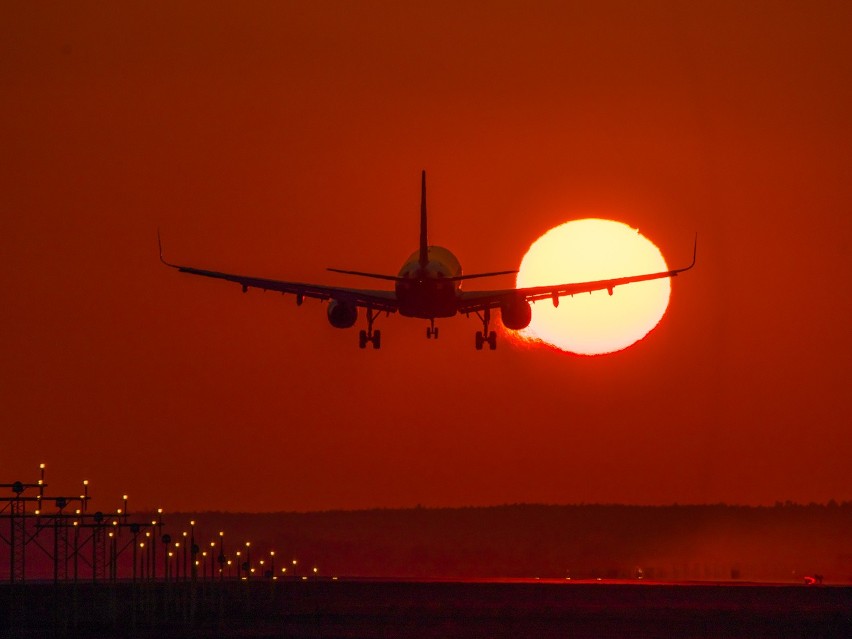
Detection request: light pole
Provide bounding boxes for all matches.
[162,534,172,581]
[190,520,197,583]
[151,518,158,580]
[218,531,225,582]
[144,532,151,581]
[174,541,181,581]
[182,531,188,581]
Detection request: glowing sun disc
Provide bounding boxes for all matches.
[515,219,670,355]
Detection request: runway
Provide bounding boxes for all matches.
[4,578,850,638]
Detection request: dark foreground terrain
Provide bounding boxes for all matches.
[3,579,850,639]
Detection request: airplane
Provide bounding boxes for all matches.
[159,171,696,350]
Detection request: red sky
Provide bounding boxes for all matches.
[2,1,850,512]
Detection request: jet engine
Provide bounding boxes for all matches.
[500,297,532,330]
[327,299,358,328]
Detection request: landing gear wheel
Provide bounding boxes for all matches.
[474,308,494,351]
[359,307,382,349]
[426,320,439,340]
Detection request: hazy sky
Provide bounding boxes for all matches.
[2,1,849,512]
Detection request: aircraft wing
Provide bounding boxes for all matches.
[159,240,398,313]
[457,236,697,314]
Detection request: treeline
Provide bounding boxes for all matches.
[169,503,852,583]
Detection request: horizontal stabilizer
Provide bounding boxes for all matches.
[447,269,517,282]
[327,268,403,282]
[328,267,517,282]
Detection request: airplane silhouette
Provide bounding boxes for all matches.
[159,171,696,350]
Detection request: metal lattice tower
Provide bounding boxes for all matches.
[10,495,26,583]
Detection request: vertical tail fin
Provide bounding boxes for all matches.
[419,170,428,269]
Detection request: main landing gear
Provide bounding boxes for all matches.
[474,308,497,350]
[426,318,439,339]
[358,308,381,349]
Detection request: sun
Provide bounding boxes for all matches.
[513,219,670,355]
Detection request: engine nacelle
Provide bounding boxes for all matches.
[327,299,358,329]
[500,298,532,330]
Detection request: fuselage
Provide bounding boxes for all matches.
[395,246,463,318]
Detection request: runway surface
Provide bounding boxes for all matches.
[3,578,850,638]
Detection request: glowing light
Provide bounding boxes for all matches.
[515,219,670,355]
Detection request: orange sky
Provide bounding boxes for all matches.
[1,1,850,512]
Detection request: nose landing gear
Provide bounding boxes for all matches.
[474,308,497,350]
[426,318,439,339]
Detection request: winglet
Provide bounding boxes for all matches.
[157,229,178,268]
[687,233,698,270]
[693,233,698,266]
[419,170,428,270]
[672,233,698,275]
